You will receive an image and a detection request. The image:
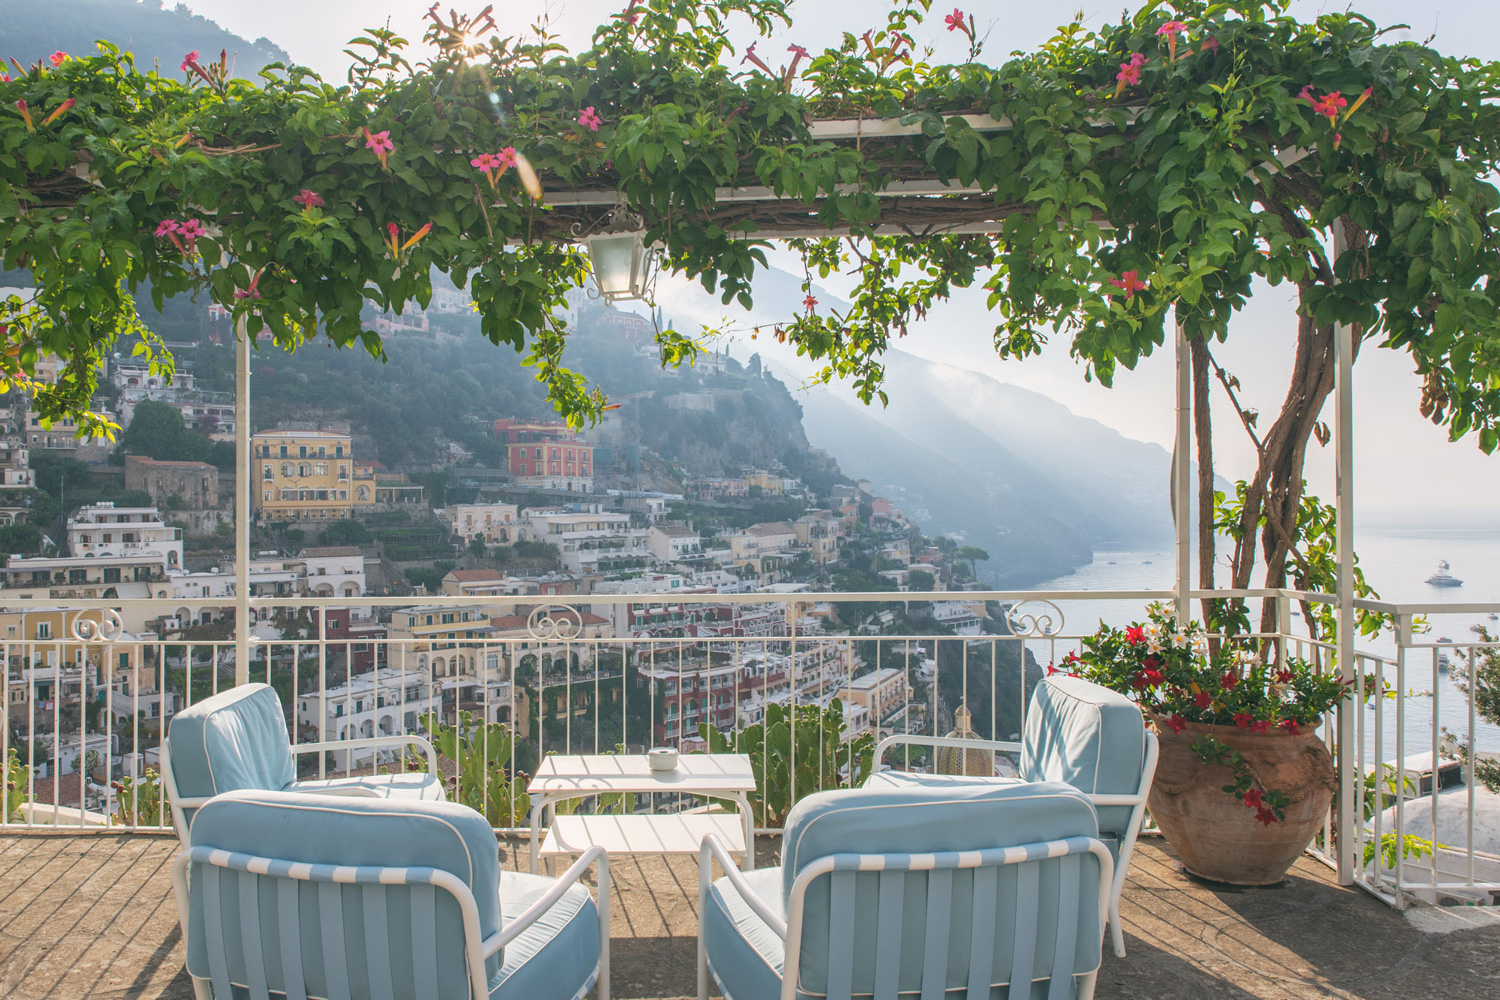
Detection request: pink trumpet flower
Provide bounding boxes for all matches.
[364,128,395,169]
[1108,270,1146,299]
[1157,20,1186,63]
[39,98,74,127]
[577,106,603,131]
[234,268,265,301]
[741,42,774,75]
[49,52,67,68]
[945,9,966,32]
[15,99,33,132]
[784,44,809,85]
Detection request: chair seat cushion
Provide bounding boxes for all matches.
[492,872,601,1000]
[293,771,447,801]
[703,867,787,1000]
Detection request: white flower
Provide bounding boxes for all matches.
[1172,633,1191,650]
[1147,640,1163,654]
[1144,623,1161,638]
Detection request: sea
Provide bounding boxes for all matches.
[1030,522,1500,761]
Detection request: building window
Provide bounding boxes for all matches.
[79,533,90,545]
[263,490,272,502]
[298,463,311,477]
[317,446,326,458]
[299,446,307,458]
[263,466,273,481]
[336,445,344,458]
[281,462,293,477]
[314,462,328,476]
[36,622,50,639]
[279,445,288,457]
[338,465,348,480]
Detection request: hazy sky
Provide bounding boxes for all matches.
[177,0,1500,516]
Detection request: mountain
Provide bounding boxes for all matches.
[779,350,1176,586]
[4,0,288,75]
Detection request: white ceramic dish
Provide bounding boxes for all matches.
[647,747,679,771]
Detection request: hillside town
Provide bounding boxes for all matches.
[0,338,1002,797]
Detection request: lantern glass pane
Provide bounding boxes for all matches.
[589,233,641,299]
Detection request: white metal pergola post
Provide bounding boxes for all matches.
[1333,224,1356,885]
[234,319,251,686]
[1174,315,1192,626]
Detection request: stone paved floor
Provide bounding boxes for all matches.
[2,832,1498,999]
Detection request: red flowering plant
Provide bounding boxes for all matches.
[1070,602,1351,823]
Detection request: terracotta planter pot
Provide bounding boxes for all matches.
[1148,718,1335,886]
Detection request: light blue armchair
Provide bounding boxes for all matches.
[172,789,609,1000]
[867,675,1158,958]
[162,682,445,843]
[699,781,1111,1000]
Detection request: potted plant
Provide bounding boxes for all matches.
[1068,603,1351,885]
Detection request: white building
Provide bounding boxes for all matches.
[68,503,183,573]
[297,546,367,600]
[647,524,702,562]
[522,508,647,574]
[294,669,430,768]
[443,502,520,544]
[933,602,985,636]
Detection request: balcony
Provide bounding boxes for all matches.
[1,589,1498,998]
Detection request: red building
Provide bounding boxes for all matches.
[493,418,594,492]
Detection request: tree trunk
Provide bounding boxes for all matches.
[1191,337,1216,628]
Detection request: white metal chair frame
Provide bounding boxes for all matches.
[697,833,1113,1000]
[172,842,609,1000]
[872,731,1159,959]
[161,734,441,844]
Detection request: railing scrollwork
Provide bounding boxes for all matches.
[1005,600,1064,638]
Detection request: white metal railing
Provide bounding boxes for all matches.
[1,588,1496,909]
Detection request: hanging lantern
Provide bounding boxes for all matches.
[583,198,657,304]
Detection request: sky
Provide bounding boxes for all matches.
[175,0,1500,518]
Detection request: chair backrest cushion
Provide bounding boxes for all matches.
[167,683,295,800]
[780,781,1103,995]
[1021,674,1146,833]
[186,790,503,1000]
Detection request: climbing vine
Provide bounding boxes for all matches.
[0,0,1496,471]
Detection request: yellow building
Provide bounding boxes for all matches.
[1,608,161,732]
[253,429,354,521]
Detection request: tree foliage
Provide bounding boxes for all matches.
[119,399,211,461]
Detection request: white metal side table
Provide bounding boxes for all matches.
[527,753,757,874]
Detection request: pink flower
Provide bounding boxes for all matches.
[234,268,265,301]
[741,42,773,75]
[471,152,503,173]
[1116,58,1145,88]
[181,51,199,73]
[364,127,394,168]
[39,98,74,127]
[803,293,818,312]
[15,99,32,132]
[1200,36,1220,55]
[1108,270,1147,298]
[498,146,518,168]
[1156,21,1187,37]
[1,75,10,84]
[1311,91,1347,120]
[945,8,966,32]
[154,219,181,238]
[615,6,639,26]
[178,219,204,239]
[292,189,324,209]
[49,52,67,68]
[1124,625,1145,644]
[577,106,603,131]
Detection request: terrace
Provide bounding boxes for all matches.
[4,3,1500,997]
[4,832,1498,1000]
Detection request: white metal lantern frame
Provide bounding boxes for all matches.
[580,201,658,304]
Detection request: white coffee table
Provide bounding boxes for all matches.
[527,753,757,873]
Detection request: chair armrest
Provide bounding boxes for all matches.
[293,735,440,775]
[483,845,610,959]
[874,733,1021,762]
[282,784,383,799]
[699,833,786,939]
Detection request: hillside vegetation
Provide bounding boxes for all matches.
[4,0,287,75]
